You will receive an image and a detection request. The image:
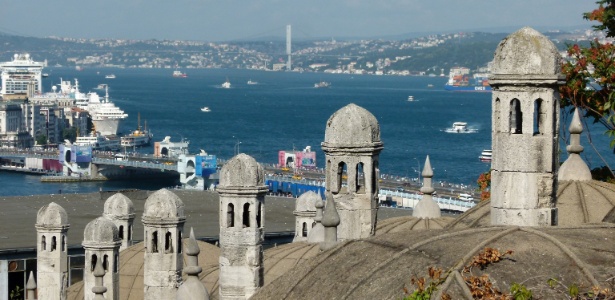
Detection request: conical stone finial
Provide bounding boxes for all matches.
[92,257,107,300]
[307,191,325,243]
[177,228,209,300]
[559,109,592,181]
[26,271,36,300]
[320,196,340,251]
[413,156,441,218]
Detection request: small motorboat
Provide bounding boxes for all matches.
[247,79,258,85]
[407,96,415,101]
[444,122,478,133]
[221,78,231,88]
[201,107,211,112]
[479,149,492,162]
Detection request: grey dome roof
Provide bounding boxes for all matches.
[323,103,382,147]
[83,217,119,245]
[252,224,615,300]
[295,191,321,212]
[376,216,454,234]
[36,202,69,227]
[446,181,615,229]
[103,193,135,219]
[66,240,221,300]
[219,153,265,187]
[142,189,185,221]
[492,27,561,76]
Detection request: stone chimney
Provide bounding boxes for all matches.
[142,189,186,299]
[321,103,383,241]
[489,27,565,226]
[36,202,69,300]
[217,154,267,299]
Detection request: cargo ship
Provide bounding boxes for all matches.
[444,67,491,92]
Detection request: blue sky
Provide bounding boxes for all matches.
[0,1,598,41]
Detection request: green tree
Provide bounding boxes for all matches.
[35,134,47,146]
[560,0,615,176]
[62,126,78,143]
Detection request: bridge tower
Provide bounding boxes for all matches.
[286,25,291,71]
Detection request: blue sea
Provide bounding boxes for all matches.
[0,68,613,196]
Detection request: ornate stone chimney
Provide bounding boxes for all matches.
[489,27,564,226]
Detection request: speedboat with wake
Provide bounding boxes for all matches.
[444,122,478,133]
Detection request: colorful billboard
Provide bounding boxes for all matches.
[278,149,316,169]
[196,155,217,177]
[73,145,92,163]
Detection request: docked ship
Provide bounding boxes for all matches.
[0,53,45,97]
[86,87,128,136]
[172,70,187,78]
[444,67,491,92]
[121,114,153,148]
[75,132,120,151]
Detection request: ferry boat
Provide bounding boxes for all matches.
[172,70,187,78]
[314,81,330,88]
[444,67,491,92]
[121,114,152,148]
[105,74,116,79]
[221,78,231,88]
[75,132,120,151]
[86,87,128,136]
[479,149,492,162]
[444,122,478,133]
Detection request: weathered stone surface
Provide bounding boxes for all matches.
[36,202,69,227]
[492,27,561,76]
[142,188,186,222]
[323,103,382,147]
[219,154,265,188]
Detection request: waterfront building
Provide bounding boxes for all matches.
[0,53,45,98]
[0,102,33,148]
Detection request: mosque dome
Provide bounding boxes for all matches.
[36,202,69,227]
[295,191,321,212]
[218,153,265,188]
[103,193,135,219]
[322,103,382,148]
[252,224,615,299]
[66,240,221,300]
[82,217,119,245]
[66,240,320,300]
[492,27,561,76]
[142,189,185,222]
[376,215,454,233]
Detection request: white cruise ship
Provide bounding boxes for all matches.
[86,87,128,136]
[0,53,45,96]
[29,78,89,109]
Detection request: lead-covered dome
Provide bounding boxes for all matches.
[36,202,69,227]
[103,193,135,219]
[142,189,185,222]
[83,217,119,245]
[219,153,265,187]
[323,104,382,147]
[492,27,561,76]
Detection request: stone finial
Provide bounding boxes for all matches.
[293,191,320,242]
[103,193,135,219]
[559,109,592,181]
[177,228,209,300]
[26,271,36,300]
[413,156,441,219]
[36,202,69,228]
[492,27,561,76]
[142,188,185,222]
[92,257,107,300]
[322,103,383,148]
[307,191,325,243]
[320,196,341,251]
